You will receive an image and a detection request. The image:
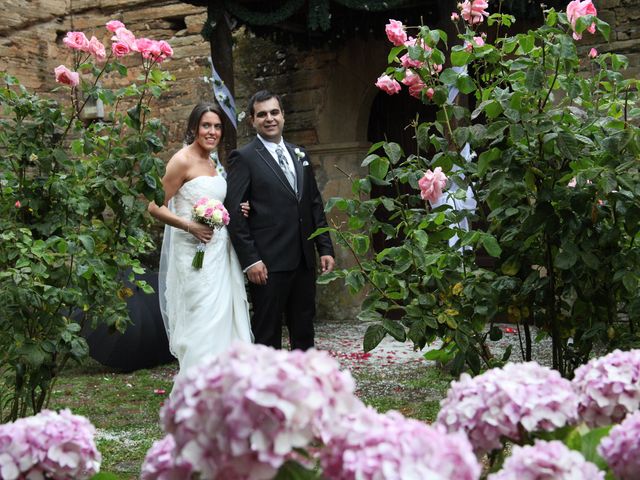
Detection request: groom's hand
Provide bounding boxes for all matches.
[320,255,335,274]
[247,261,268,285]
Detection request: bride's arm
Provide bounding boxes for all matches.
[148,153,213,243]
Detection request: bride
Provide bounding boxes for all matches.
[148,103,252,379]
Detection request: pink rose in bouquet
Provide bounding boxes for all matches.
[190,197,230,269]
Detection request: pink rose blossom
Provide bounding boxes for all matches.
[489,440,604,480]
[15,200,21,208]
[419,167,447,203]
[599,411,640,479]
[88,36,106,62]
[426,87,435,99]
[63,31,90,51]
[158,40,174,59]
[375,74,401,95]
[451,12,460,21]
[566,0,597,40]
[473,36,485,47]
[112,27,136,50]
[568,177,578,187]
[402,70,426,98]
[111,41,130,57]
[385,19,407,46]
[589,47,598,58]
[54,65,80,87]
[458,0,490,25]
[105,20,125,33]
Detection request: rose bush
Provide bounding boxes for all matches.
[317,0,640,376]
[0,21,172,421]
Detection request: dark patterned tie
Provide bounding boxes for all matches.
[275,147,296,191]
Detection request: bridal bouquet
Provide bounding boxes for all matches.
[191,197,230,269]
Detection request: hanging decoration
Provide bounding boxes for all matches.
[206,56,237,130]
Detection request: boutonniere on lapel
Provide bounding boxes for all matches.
[294,148,309,166]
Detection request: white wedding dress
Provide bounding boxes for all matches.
[159,175,252,377]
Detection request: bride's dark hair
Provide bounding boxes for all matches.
[184,103,224,145]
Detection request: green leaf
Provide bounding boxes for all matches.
[456,74,476,94]
[576,426,612,471]
[369,157,390,180]
[518,33,535,53]
[622,272,637,293]
[477,147,501,176]
[77,235,95,254]
[364,324,386,352]
[439,68,459,86]
[274,460,320,480]
[308,227,333,240]
[90,473,121,480]
[383,319,406,342]
[481,235,502,258]
[352,235,370,255]
[316,270,342,285]
[383,142,403,164]
[451,50,471,67]
[595,17,610,41]
[555,248,578,270]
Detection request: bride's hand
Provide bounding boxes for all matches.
[240,201,250,218]
[188,221,213,243]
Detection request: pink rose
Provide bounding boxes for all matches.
[375,74,401,95]
[204,207,214,217]
[111,41,130,58]
[402,70,426,98]
[105,20,125,33]
[568,177,577,188]
[419,167,447,203]
[385,19,407,46]
[426,87,435,99]
[158,40,174,59]
[63,31,90,51]
[15,200,21,208]
[134,38,155,57]
[54,65,80,87]
[458,0,489,25]
[566,0,597,40]
[451,12,460,21]
[473,36,485,47]
[88,36,106,62]
[589,47,598,58]
[112,27,136,50]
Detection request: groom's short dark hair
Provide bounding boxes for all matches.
[248,90,283,117]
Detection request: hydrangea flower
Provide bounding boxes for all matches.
[0,409,101,480]
[488,440,604,479]
[572,349,640,427]
[319,406,480,480]
[140,434,193,480]
[160,342,362,479]
[598,411,640,479]
[436,362,578,453]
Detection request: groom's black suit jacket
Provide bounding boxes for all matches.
[225,137,334,273]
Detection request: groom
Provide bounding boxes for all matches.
[225,90,335,350]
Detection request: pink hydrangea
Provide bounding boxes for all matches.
[160,342,361,480]
[566,0,597,40]
[488,440,604,480]
[54,65,80,87]
[375,74,401,95]
[418,167,447,203]
[105,20,125,33]
[572,349,640,427]
[385,19,407,46]
[436,362,578,454]
[63,31,90,51]
[140,434,193,480]
[458,0,489,25]
[599,411,640,479]
[0,409,101,479]
[320,407,480,480]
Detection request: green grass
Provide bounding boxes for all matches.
[46,356,455,479]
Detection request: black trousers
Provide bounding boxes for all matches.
[248,262,316,350]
